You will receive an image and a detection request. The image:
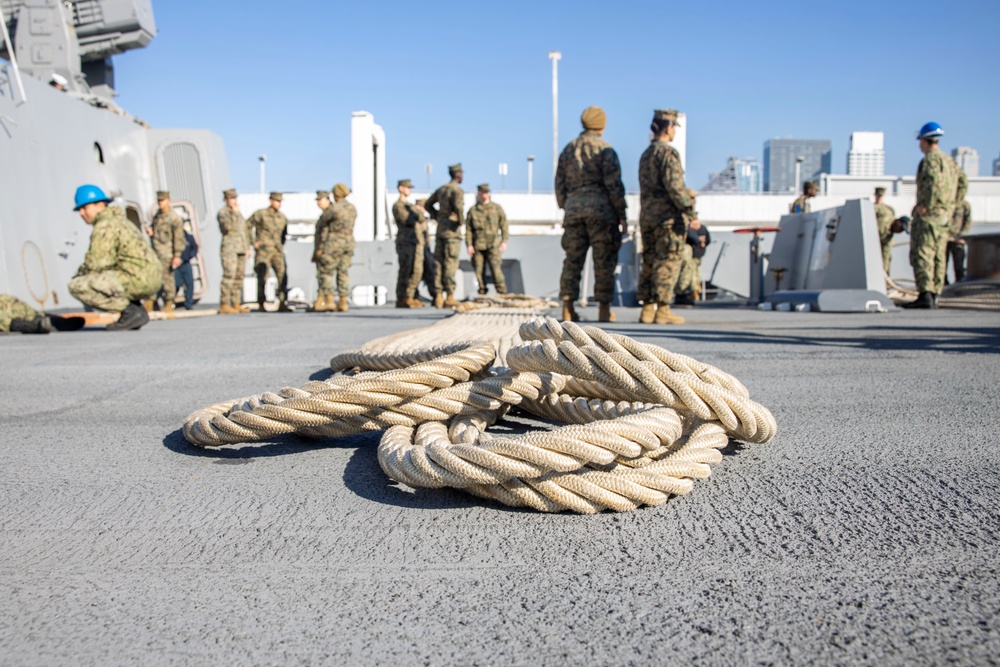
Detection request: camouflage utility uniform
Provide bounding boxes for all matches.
[947,200,972,283]
[248,207,289,305]
[150,207,185,303]
[874,200,896,274]
[465,201,509,294]
[555,130,626,303]
[426,182,464,296]
[69,206,162,312]
[317,200,357,299]
[790,194,811,214]
[637,139,695,304]
[911,150,967,294]
[393,198,424,302]
[0,295,42,333]
[218,206,250,307]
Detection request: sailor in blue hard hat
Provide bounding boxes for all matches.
[916,121,944,140]
[73,184,112,214]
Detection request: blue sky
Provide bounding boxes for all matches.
[114,0,1000,194]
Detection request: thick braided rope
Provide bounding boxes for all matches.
[505,318,777,443]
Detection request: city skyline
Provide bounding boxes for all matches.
[103,1,999,194]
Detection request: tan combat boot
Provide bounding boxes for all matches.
[395,299,409,309]
[309,297,325,312]
[162,301,174,315]
[598,302,616,323]
[407,298,425,308]
[336,296,349,313]
[218,303,237,315]
[639,302,656,324]
[236,302,250,313]
[444,293,460,308]
[143,298,155,313]
[433,293,444,309]
[653,303,685,325]
[561,299,578,322]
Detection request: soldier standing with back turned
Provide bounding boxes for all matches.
[873,187,896,276]
[555,106,627,323]
[947,198,972,284]
[217,188,250,314]
[425,163,465,308]
[324,183,357,313]
[392,179,425,308]
[147,191,185,314]
[310,190,336,311]
[247,192,291,312]
[465,183,509,296]
[637,109,695,325]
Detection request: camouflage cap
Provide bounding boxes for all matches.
[269,192,283,201]
[581,106,606,131]
[477,183,490,193]
[223,188,238,200]
[448,163,463,176]
[874,187,886,196]
[397,179,413,188]
[156,190,170,201]
[333,183,351,198]
[653,109,681,127]
[316,190,330,200]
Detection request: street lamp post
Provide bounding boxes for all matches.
[258,154,267,194]
[527,155,535,195]
[498,162,508,191]
[548,51,561,182]
[425,163,432,190]
[794,155,804,193]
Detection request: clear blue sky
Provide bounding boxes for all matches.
[114,0,1000,194]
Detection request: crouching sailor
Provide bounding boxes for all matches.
[68,184,162,331]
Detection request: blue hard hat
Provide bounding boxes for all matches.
[73,184,111,210]
[916,122,944,140]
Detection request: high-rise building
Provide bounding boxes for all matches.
[847,131,885,177]
[952,147,979,176]
[763,138,832,193]
[702,157,762,193]
[993,153,1000,177]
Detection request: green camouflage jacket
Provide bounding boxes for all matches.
[916,149,967,226]
[465,201,508,250]
[76,206,160,285]
[556,130,627,220]
[426,181,465,239]
[151,208,185,260]
[313,206,337,256]
[217,207,250,253]
[247,207,288,250]
[950,200,972,238]
[875,202,896,245]
[392,198,423,246]
[638,139,694,223]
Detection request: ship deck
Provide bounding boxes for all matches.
[1,305,998,665]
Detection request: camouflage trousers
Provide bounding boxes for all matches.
[472,246,506,294]
[419,243,437,297]
[434,238,462,295]
[675,246,701,294]
[946,240,966,282]
[317,249,353,298]
[158,257,177,303]
[396,242,423,301]
[652,219,688,304]
[881,238,893,276]
[909,218,949,294]
[254,248,287,304]
[559,214,620,303]
[0,294,41,333]
[636,218,659,305]
[220,246,247,306]
[69,269,160,313]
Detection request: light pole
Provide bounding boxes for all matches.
[548,51,561,182]
[258,154,267,194]
[794,155,804,193]
[498,163,508,191]
[527,155,535,195]
[425,163,432,190]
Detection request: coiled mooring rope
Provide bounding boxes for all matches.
[182,311,777,513]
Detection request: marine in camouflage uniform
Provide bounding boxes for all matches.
[905,134,967,307]
[414,199,438,301]
[465,183,508,295]
[426,163,465,307]
[318,183,357,312]
[0,294,42,333]
[69,205,162,313]
[392,179,425,307]
[217,188,250,313]
[789,181,818,214]
[247,192,290,311]
[873,187,896,275]
[637,109,695,325]
[147,191,185,310]
[555,106,627,323]
[946,199,972,283]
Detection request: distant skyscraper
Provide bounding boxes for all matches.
[951,147,979,177]
[763,138,832,193]
[702,157,762,193]
[994,153,1000,177]
[847,131,885,177]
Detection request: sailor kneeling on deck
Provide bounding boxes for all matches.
[68,184,162,331]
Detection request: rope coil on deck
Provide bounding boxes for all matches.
[182,310,778,513]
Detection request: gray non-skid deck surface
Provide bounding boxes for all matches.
[1,306,998,666]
